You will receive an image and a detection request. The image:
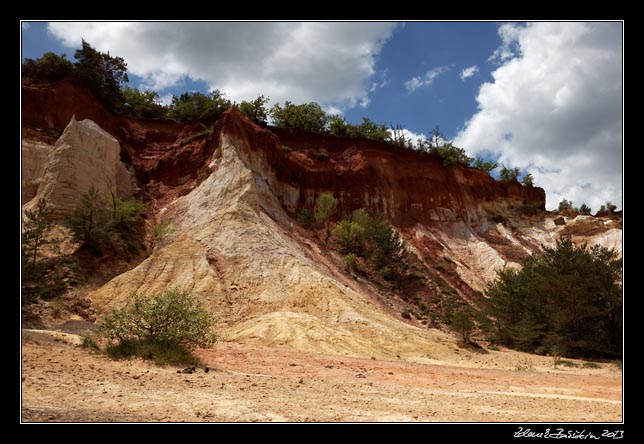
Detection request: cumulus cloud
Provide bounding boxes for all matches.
[47,22,396,109]
[459,65,479,81]
[455,22,622,211]
[405,65,452,92]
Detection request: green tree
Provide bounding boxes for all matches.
[598,201,617,216]
[499,165,521,181]
[487,238,622,358]
[472,158,498,174]
[328,115,351,137]
[521,173,534,187]
[65,187,111,252]
[74,39,129,109]
[270,101,328,133]
[429,142,473,166]
[314,193,338,244]
[349,118,390,142]
[578,203,592,215]
[558,198,574,213]
[166,91,231,122]
[22,52,74,82]
[238,95,269,124]
[363,214,406,273]
[22,199,55,269]
[332,220,365,254]
[451,311,474,343]
[122,87,166,119]
[101,289,217,364]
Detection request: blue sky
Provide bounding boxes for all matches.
[21,22,622,211]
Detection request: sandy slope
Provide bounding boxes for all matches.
[21,335,621,423]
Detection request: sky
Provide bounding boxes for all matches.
[21,21,623,211]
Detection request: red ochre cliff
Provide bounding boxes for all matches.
[22,79,620,357]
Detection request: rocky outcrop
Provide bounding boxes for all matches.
[22,117,136,217]
[22,79,622,360]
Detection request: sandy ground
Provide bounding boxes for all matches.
[21,332,621,423]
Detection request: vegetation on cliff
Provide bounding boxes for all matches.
[486,238,622,359]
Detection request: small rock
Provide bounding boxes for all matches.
[204,367,210,373]
[298,378,304,384]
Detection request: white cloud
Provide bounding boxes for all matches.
[459,65,479,81]
[405,65,452,92]
[455,22,622,211]
[47,22,396,109]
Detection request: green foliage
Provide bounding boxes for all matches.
[332,220,365,254]
[598,201,617,216]
[167,90,231,122]
[179,126,213,146]
[349,117,390,142]
[101,288,217,365]
[451,311,474,343]
[22,52,74,82]
[499,165,521,182]
[112,197,146,232]
[582,362,601,369]
[106,340,201,366]
[314,193,338,244]
[472,158,498,174]
[297,207,316,229]
[342,253,358,272]
[22,198,55,269]
[487,238,622,358]
[66,187,146,254]
[237,95,269,124]
[364,214,406,272]
[328,115,351,137]
[315,149,329,160]
[153,220,174,244]
[578,203,592,215]
[66,187,111,253]
[558,198,574,213]
[74,39,128,110]
[388,124,414,149]
[428,142,473,167]
[281,145,292,153]
[122,87,166,119]
[270,101,328,133]
[521,172,534,187]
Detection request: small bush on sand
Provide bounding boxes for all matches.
[100,289,217,365]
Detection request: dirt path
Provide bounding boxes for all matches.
[21,336,621,422]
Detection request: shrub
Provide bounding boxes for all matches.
[22,198,55,270]
[238,95,269,124]
[270,101,328,133]
[281,145,292,153]
[578,203,592,215]
[582,362,601,369]
[342,253,358,272]
[122,87,166,119]
[101,289,217,365]
[314,193,338,244]
[167,91,231,122]
[521,173,534,187]
[297,207,316,229]
[179,126,213,146]
[451,311,474,343]
[332,220,365,254]
[66,187,111,253]
[22,52,74,82]
[315,150,329,161]
[67,187,147,254]
[153,220,174,244]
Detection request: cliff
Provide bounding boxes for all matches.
[21,79,621,359]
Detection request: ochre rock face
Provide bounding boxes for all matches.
[22,79,620,359]
[22,117,136,217]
